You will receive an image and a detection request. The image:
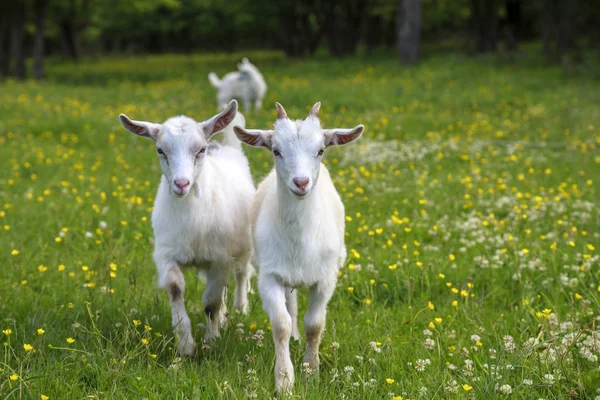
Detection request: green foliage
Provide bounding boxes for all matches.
[1,51,600,398]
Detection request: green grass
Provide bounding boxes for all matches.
[1,50,600,399]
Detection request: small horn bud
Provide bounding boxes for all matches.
[309,102,321,117]
[275,102,288,119]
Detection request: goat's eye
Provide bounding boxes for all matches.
[317,149,324,157]
[197,148,206,157]
[157,148,165,156]
[273,149,282,158]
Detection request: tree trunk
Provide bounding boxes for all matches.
[325,0,366,57]
[556,0,576,59]
[397,0,421,64]
[0,17,10,77]
[60,19,80,59]
[33,0,49,79]
[542,0,556,60]
[505,0,521,50]
[365,14,383,52]
[10,5,26,78]
[278,5,323,58]
[470,0,498,53]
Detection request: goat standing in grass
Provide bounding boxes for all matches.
[234,102,363,392]
[208,58,267,112]
[119,100,255,356]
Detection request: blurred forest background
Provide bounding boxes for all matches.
[1,0,599,79]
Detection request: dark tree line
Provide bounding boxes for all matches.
[1,0,599,80]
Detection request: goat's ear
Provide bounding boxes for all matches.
[233,126,273,149]
[202,100,238,139]
[119,114,161,140]
[323,125,364,147]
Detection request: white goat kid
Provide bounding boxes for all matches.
[208,58,267,112]
[119,100,255,356]
[234,102,363,392]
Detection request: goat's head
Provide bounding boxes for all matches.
[119,100,238,197]
[234,102,363,199]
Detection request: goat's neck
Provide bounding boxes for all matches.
[276,179,321,225]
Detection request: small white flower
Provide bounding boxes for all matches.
[369,341,382,353]
[497,384,512,395]
[424,338,436,350]
[542,373,555,386]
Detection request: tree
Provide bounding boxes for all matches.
[324,0,367,57]
[0,6,11,77]
[33,0,49,79]
[9,2,27,78]
[470,0,498,53]
[542,0,578,63]
[397,0,421,64]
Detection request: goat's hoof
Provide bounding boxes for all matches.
[234,302,249,315]
[179,339,197,357]
[203,331,220,343]
[303,355,320,371]
[275,380,293,396]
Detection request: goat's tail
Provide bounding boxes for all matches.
[208,72,221,88]
[221,111,245,150]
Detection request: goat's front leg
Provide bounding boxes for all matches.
[303,282,335,371]
[259,273,294,393]
[162,263,196,356]
[203,264,229,341]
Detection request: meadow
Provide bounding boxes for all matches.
[1,49,600,399]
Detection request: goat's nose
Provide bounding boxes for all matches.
[293,177,309,191]
[174,178,190,189]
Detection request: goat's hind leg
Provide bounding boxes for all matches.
[233,253,252,315]
[203,264,229,341]
[162,263,196,356]
[285,287,300,341]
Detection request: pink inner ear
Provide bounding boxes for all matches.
[210,109,235,133]
[238,131,263,146]
[128,123,146,135]
[331,130,360,146]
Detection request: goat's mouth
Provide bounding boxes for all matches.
[289,187,310,198]
[172,187,190,197]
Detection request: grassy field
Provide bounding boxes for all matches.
[1,50,600,399]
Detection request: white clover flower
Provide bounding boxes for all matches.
[369,341,382,353]
[497,384,512,395]
[542,373,555,386]
[415,359,429,372]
